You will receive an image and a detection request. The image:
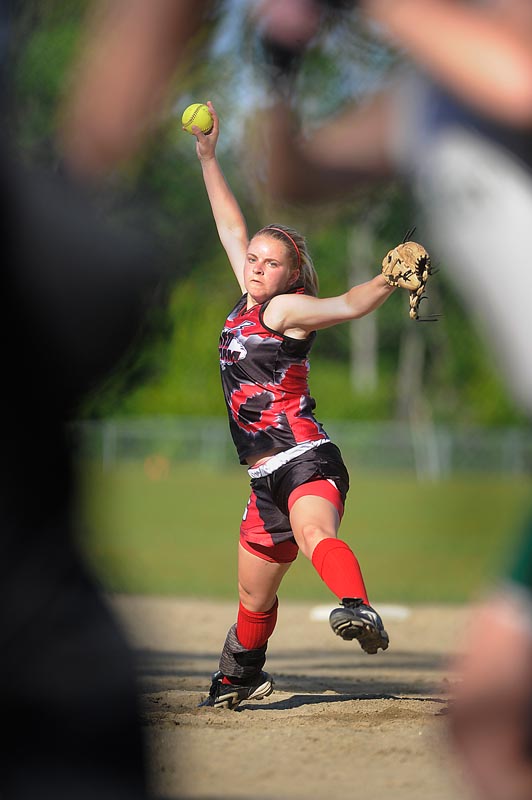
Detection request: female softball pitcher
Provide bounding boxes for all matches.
[192,102,395,709]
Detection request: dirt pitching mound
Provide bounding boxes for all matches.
[114,596,474,800]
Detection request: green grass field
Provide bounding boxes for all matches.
[79,460,531,604]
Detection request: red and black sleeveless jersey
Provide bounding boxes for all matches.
[219,288,328,464]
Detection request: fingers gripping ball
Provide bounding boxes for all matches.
[382,241,434,321]
[181,103,214,135]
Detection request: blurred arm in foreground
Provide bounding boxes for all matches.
[254,0,532,204]
[59,0,213,180]
[449,515,532,800]
[250,0,532,417]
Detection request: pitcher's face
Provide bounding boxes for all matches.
[244,235,299,305]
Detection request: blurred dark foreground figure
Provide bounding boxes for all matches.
[0,0,213,796]
[0,153,156,800]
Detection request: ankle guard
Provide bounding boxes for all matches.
[219,624,267,682]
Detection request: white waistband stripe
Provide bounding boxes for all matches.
[247,439,330,479]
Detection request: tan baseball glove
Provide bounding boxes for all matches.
[382,240,434,321]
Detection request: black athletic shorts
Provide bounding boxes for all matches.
[240,442,350,562]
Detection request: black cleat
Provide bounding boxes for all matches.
[329,598,389,654]
[199,670,274,710]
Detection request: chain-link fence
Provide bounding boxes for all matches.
[75,417,532,481]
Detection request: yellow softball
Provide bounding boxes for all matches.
[181,103,214,135]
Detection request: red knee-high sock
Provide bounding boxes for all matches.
[311,538,369,605]
[236,598,279,649]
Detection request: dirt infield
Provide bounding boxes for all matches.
[113,596,475,800]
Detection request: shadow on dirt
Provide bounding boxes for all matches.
[135,647,452,704]
[238,692,448,712]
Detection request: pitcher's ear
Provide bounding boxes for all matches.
[288,269,300,286]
